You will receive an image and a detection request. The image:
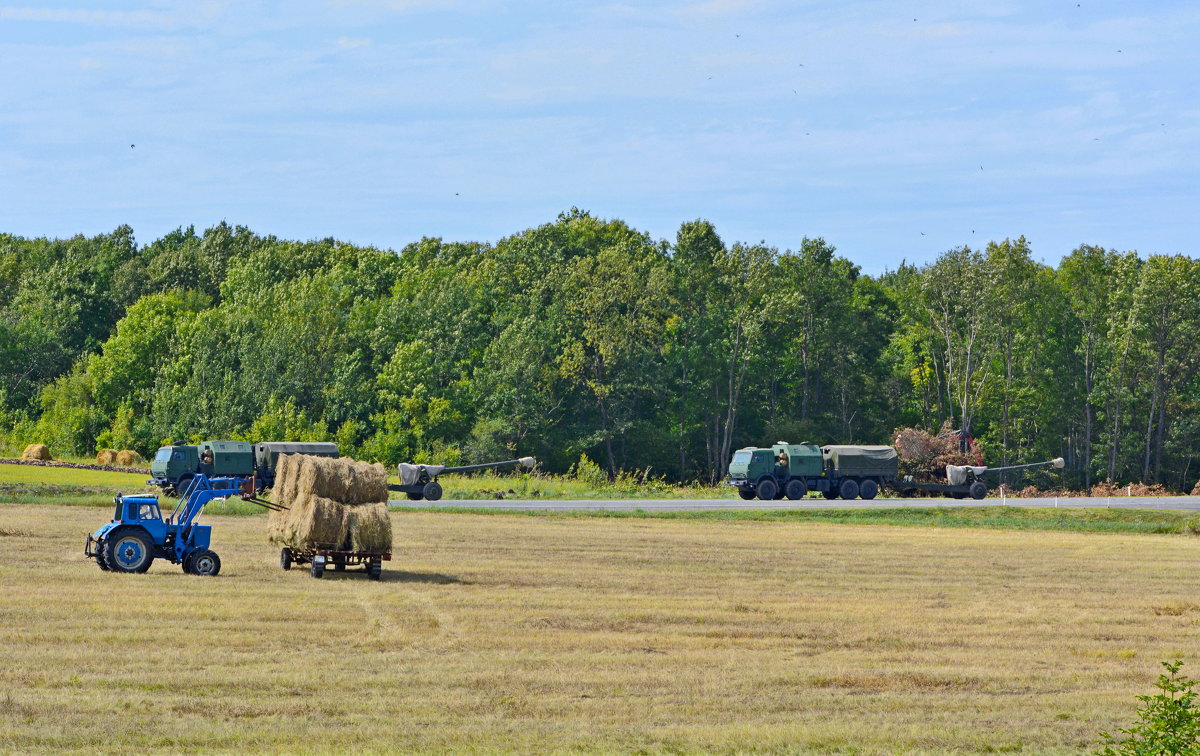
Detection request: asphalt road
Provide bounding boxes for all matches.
[391,495,1200,512]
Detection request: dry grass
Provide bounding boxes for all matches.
[1,503,1199,754]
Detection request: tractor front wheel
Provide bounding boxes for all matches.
[189,550,221,577]
[105,529,154,573]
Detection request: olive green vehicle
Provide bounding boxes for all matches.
[149,440,338,495]
[728,440,1065,501]
[727,441,898,501]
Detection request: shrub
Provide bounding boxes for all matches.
[1098,659,1200,755]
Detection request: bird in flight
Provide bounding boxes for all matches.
[130,144,135,149]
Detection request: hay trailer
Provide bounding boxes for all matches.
[391,456,537,501]
[278,545,389,580]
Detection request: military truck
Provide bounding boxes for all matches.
[728,440,1063,501]
[727,442,899,501]
[149,440,338,494]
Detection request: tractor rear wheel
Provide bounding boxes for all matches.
[422,481,443,501]
[280,548,293,570]
[859,479,879,500]
[785,479,808,500]
[95,549,110,571]
[838,479,860,500]
[105,529,154,573]
[190,550,221,577]
[755,477,778,501]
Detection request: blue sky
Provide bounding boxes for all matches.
[1,1,1197,273]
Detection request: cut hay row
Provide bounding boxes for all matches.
[267,454,391,552]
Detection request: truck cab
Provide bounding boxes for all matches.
[148,440,254,495]
[150,444,199,493]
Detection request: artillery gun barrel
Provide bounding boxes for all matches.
[982,457,1066,475]
[439,457,536,475]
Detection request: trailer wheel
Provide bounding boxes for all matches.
[755,477,778,501]
[367,559,382,581]
[737,488,756,500]
[190,550,221,577]
[969,481,988,500]
[280,548,292,571]
[859,479,879,500]
[105,529,154,573]
[838,479,860,500]
[422,481,443,501]
[785,479,807,500]
[311,559,325,579]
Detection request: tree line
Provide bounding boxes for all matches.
[1,210,1197,490]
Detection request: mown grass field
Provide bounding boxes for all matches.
[2,502,1199,754]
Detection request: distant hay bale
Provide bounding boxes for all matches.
[21,444,51,461]
[96,449,118,465]
[348,502,392,552]
[115,450,143,466]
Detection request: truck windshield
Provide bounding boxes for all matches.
[154,448,172,462]
[732,451,752,465]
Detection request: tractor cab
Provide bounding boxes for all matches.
[113,494,162,523]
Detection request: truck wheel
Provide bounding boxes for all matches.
[969,481,988,500]
[737,488,756,500]
[105,529,154,573]
[422,481,443,501]
[755,478,778,501]
[838,479,860,500]
[859,479,879,500]
[785,479,807,500]
[176,474,194,497]
[190,550,221,577]
[280,548,293,571]
[822,489,838,500]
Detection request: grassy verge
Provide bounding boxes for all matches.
[397,504,1200,535]
[405,470,737,500]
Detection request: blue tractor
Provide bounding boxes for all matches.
[85,475,251,575]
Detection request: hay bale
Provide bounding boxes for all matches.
[273,453,299,507]
[21,444,51,461]
[348,502,392,552]
[96,449,118,465]
[115,450,143,466]
[293,455,387,505]
[272,494,349,549]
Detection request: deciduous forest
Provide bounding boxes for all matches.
[2,210,1197,489]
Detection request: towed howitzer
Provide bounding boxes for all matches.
[390,456,536,501]
[945,457,1065,486]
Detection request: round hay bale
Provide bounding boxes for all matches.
[115,450,143,466]
[96,449,118,465]
[21,444,51,461]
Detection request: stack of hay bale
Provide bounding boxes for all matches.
[96,449,118,464]
[267,455,392,552]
